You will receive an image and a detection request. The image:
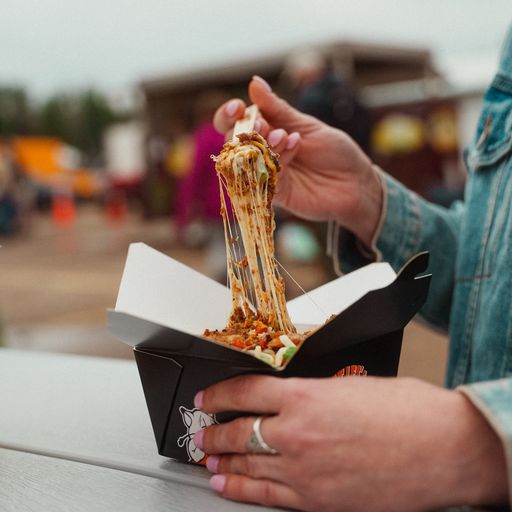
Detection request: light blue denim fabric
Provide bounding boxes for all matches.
[336,24,512,500]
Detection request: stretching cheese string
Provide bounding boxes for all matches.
[215,134,296,334]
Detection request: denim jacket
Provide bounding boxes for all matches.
[335,25,512,500]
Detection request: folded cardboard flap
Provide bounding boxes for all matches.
[396,251,429,281]
[287,260,396,325]
[134,349,183,448]
[295,268,430,359]
[115,243,231,336]
[108,311,272,368]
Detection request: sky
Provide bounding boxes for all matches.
[0,0,510,98]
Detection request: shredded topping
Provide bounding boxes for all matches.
[204,322,305,367]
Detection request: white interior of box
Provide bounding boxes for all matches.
[114,243,397,338]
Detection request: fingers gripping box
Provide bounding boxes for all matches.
[108,243,431,464]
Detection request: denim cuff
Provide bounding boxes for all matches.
[375,172,423,272]
[330,226,376,276]
[458,379,512,500]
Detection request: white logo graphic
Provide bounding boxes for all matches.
[177,406,217,463]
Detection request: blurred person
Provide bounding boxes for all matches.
[175,91,229,282]
[0,145,20,235]
[0,145,11,191]
[191,27,512,511]
[285,47,372,152]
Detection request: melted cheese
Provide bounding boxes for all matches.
[214,133,296,334]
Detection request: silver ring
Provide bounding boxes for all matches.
[246,416,279,455]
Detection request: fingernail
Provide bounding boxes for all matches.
[268,130,284,147]
[286,132,300,150]
[193,429,204,450]
[210,474,226,493]
[254,119,262,132]
[206,455,220,473]
[225,100,239,117]
[252,75,272,92]
[194,390,204,409]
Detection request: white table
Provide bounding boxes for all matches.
[0,348,276,511]
[0,349,494,512]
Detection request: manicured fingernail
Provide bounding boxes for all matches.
[193,429,204,450]
[286,132,300,150]
[194,390,204,409]
[268,130,284,147]
[210,474,226,493]
[254,119,262,132]
[206,455,220,473]
[226,100,239,117]
[252,75,272,92]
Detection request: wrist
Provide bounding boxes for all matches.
[340,162,384,249]
[442,391,508,507]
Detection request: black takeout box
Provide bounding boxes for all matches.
[108,243,430,464]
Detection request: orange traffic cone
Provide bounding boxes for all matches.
[105,189,128,224]
[52,193,76,228]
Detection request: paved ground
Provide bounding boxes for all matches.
[0,205,448,384]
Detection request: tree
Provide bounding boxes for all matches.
[0,87,32,136]
[75,90,121,164]
[37,94,72,141]
[36,89,132,164]
[0,85,133,164]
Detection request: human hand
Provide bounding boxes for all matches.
[213,76,383,248]
[194,375,508,511]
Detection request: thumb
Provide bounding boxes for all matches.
[249,76,307,131]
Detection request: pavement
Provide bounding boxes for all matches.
[0,205,448,385]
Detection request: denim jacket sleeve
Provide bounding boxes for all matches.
[334,170,465,331]
[458,379,512,499]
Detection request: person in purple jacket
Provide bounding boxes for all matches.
[175,92,229,281]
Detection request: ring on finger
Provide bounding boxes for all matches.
[246,416,279,455]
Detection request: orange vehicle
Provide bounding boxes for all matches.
[10,137,104,199]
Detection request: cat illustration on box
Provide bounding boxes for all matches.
[177,406,218,464]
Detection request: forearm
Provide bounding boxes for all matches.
[459,378,512,504]
[405,386,508,509]
[445,389,509,507]
[342,163,384,250]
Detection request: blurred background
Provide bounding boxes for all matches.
[1,0,510,385]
